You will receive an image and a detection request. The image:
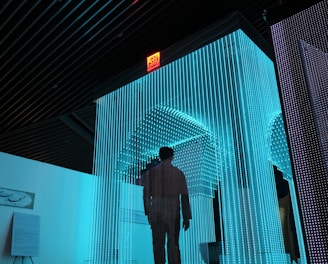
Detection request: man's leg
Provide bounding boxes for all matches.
[167,216,181,264]
[279,193,291,254]
[151,216,166,264]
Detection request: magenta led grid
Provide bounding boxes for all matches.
[270,1,328,263]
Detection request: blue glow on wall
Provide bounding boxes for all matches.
[90,29,304,263]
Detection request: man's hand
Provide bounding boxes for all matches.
[147,214,152,225]
[183,219,190,231]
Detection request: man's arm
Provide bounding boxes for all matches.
[143,171,151,216]
[181,174,192,230]
[181,193,192,219]
[182,193,191,230]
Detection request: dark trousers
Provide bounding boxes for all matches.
[151,212,181,264]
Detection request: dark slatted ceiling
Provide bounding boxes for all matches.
[0,0,321,173]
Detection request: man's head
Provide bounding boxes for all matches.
[159,147,174,161]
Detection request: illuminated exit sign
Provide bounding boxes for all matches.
[147,52,160,72]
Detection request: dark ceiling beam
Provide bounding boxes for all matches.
[59,114,94,145]
[71,112,94,134]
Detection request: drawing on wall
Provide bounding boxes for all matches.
[0,187,35,209]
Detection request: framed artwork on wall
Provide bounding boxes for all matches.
[0,187,35,209]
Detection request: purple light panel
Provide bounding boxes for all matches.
[299,40,328,173]
[270,1,328,263]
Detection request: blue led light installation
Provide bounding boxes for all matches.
[90,29,302,263]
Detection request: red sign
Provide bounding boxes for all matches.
[147,52,160,72]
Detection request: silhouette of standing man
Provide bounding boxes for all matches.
[143,147,192,264]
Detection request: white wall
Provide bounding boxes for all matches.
[0,152,94,264]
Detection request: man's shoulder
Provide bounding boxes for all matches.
[172,166,185,175]
[172,165,181,171]
[149,165,160,174]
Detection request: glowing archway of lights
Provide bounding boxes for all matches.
[268,112,292,179]
[268,112,307,262]
[113,106,220,263]
[116,106,219,183]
